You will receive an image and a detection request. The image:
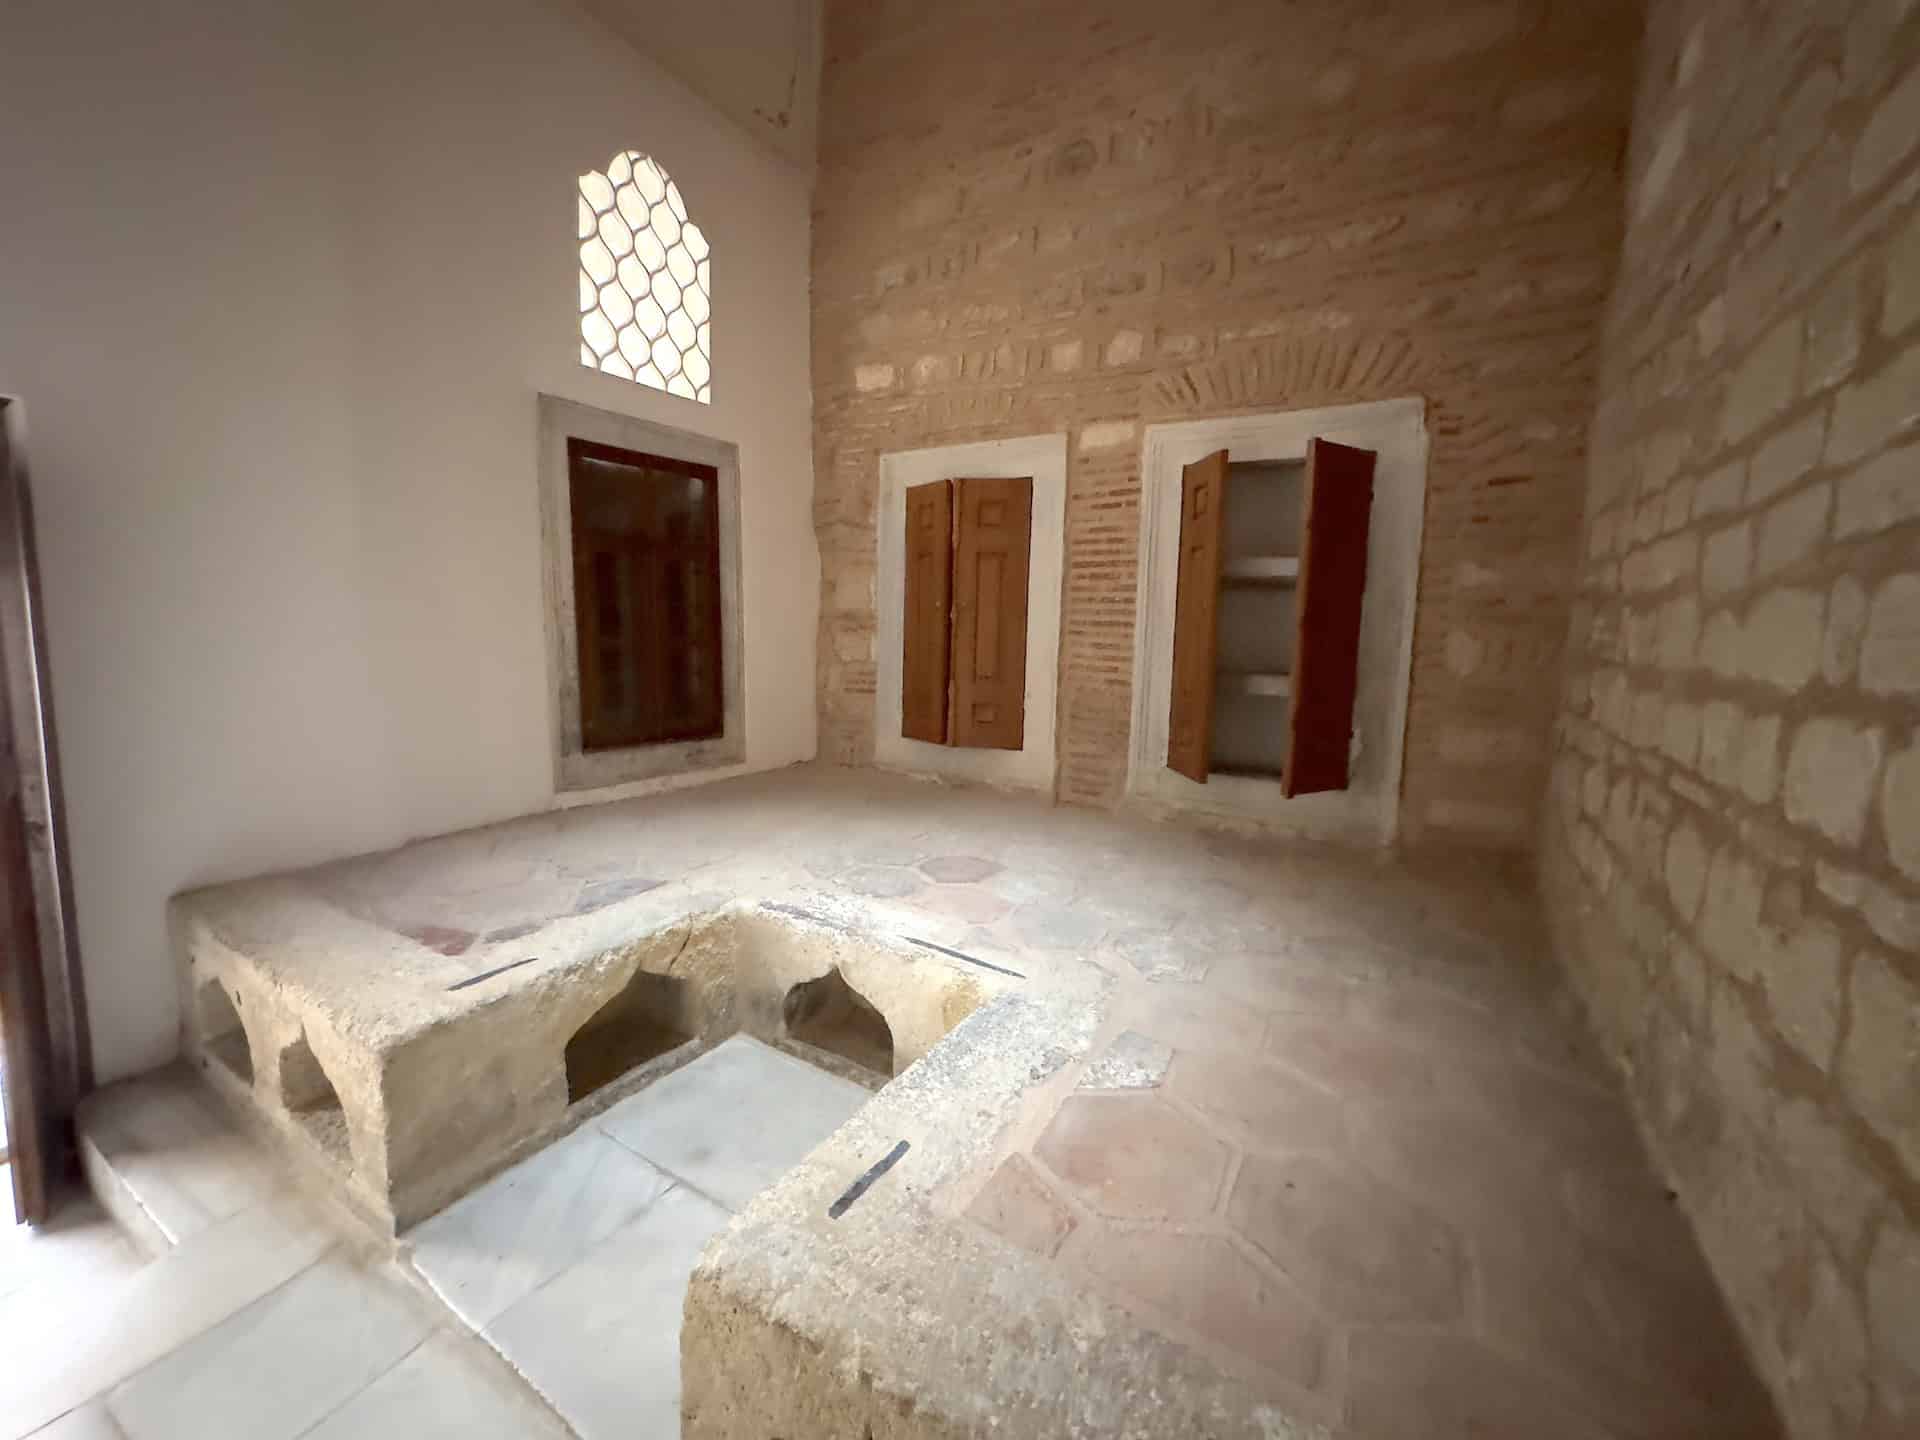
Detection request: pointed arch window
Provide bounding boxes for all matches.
[578,151,711,404]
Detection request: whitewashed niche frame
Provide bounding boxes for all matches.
[873,433,1068,794]
[1127,398,1429,843]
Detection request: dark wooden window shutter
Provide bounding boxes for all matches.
[948,476,1032,750]
[1283,438,1376,797]
[1167,450,1228,782]
[901,479,954,744]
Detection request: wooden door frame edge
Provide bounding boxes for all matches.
[1,396,93,1218]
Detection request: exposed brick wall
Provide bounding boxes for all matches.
[812,0,1640,846]
[1540,1,1920,1434]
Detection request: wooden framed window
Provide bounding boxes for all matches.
[567,437,724,751]
[900,476,1033,752]
[1166,438,1376,795]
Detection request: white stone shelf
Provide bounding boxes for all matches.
[1216,669,1292,697]
[1221,555,1300,585]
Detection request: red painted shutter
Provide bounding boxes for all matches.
[1283,438,1376,797]
[948,476,1032,750]
[1167,450,1228,782]
[902,479,954,744]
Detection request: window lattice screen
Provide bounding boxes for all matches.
[578,151,711,403]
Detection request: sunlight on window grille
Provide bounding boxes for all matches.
[578,151,711,403]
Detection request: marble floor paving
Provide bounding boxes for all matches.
[1,1070,572,1440]
[10,1037,867,1440]
[10,767,1785,1439]
[408,1035,869,1440]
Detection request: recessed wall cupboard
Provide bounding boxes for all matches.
[1167,438,1376,796]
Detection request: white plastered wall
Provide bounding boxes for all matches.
[873,435,1067,794]
[0,0,817,1081]
[1128,399,1428,845]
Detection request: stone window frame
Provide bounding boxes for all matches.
[538,393,744,792]
[872,433,1068,794]
[1127,398,1428,844]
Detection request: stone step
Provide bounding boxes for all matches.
[77,1062,286,1261]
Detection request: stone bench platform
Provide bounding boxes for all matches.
[170,766,1773,1440]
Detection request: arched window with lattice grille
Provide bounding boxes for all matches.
[577,151,711,403]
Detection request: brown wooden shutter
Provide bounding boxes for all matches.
[1167,450,1228,782]
[1283,438,1376,797]
[902,479,954,744]
[948,476,1032,750]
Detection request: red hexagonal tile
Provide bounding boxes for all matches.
[1131,989,1268,1053]
[1475,1202,1780,1439]
[1346,1330,1611,1440]
[964,1154,1077,1259]
[1264,1014,1441,1103]
[1346,1097,1551,1233]
[1166,1051,1346,1153]
[1227,1151,1466,1324]
[1033,1094,1229,1222]
[1078,1230,1328,1393]
[918,854,1003,884]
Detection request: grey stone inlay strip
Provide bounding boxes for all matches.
[827,1140,910,1220]
[900,935,1026,980]
[447,956,542,991]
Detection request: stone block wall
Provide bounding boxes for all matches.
[1539,2,1920,1434]
[812,0,1640,846]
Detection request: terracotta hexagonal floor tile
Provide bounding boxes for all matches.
[1166,1052,1346,1153]
[1264,1014,1441,1103]
[1077,1231,1328,1393]
[1346,1097,1545,1232]
[1475,1204,1780,1439]
[1346,1330,1611,1440]
[1128,990,1269,1054]
[838,865,924,899]
[1032,1094,1229,1222]
[1226,1151,1467,1324]
[964,1154,1077,1259]
[918,854,1003,884]
[1200,952,1356,1018]
[1451,1057,1647,1175]
[396,922,477,957]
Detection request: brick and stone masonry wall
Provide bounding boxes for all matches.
[811,0,1640,847]
[1539,2,1920,1434]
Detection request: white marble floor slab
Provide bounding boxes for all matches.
[483,1185,730,1440]
[1,1200,336,1440]
[0,1198,138,1306]
[300,1331,571,1440]
[40,1031,878,1440]
[81,1080,280,1250]
[392,1037,873,1440]
[20,1402,123,1440]
[105,1252,432,1440]
[596,1035,869,1211]
[407,1125,676,1330]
